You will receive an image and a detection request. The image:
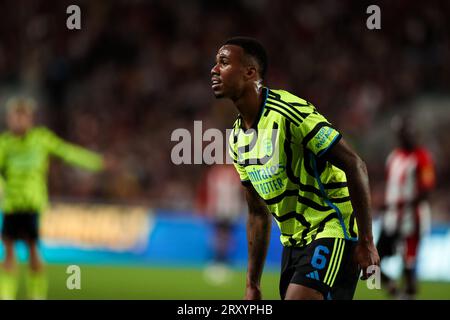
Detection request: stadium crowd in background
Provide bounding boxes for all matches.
[0,0,448,220]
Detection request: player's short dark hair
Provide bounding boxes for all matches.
[224,37,268,80]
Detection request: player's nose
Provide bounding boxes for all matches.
[211,63,219,76]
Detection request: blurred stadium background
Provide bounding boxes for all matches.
[0,0,449,299]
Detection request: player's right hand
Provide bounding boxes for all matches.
[354,239,380,280]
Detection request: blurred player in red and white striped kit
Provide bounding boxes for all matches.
[377,115,436,299]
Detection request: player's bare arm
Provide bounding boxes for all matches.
[324,138,380,279]
[244,184,272,300]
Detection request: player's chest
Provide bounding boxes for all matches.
[235,124,290,195]
[235,121,283,163]
[387,154,418,181]
[5,138,47,169]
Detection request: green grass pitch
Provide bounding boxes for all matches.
[13,264,450,300]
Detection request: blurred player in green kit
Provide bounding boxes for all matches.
[0,97,105,299]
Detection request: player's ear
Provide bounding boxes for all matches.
[244,66,257,80]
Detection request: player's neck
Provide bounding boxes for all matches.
[11,128,30,137]
[234,85,264,130]
[400,143,417,152]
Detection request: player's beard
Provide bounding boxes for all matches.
[212,82,242,101]
[212,83,226,98]
[213,91,225,99]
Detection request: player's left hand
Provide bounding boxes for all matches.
[353,239,380,280]
[103,153,119,171]
[244,286,262,300]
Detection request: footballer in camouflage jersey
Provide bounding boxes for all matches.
[211,37,379,300]
[229,88,357,247]
[0,97,104,300]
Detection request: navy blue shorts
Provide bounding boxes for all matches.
[1,212,40,241]
[280,237,360,300]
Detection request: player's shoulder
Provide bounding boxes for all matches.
[388,148,402,157]
[387,147,405,160]
[0,130,19,144]
[31,126,56,136]
[415,147,434,163]
[415,146,432,156]
[0,131,11,147]
[265,87,318,126]
[267,88,314,109]
[0,131,11,140]
[29,126,59,144]
[386,149,399,166]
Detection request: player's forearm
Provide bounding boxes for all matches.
[246,210,271,289]
[326,139,374,242]
[244,186,271,289]
[344,156,374,242]
[56,143,104,171]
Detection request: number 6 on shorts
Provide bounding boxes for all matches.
[311,245,330,270]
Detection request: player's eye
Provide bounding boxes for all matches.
[216,54,230,65]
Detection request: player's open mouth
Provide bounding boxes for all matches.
[211,78,221,88]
